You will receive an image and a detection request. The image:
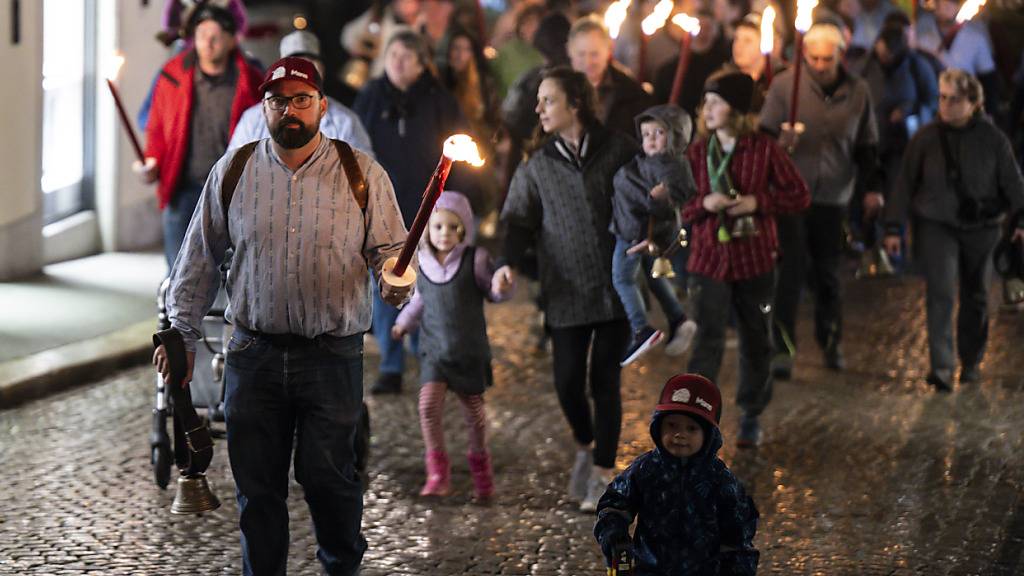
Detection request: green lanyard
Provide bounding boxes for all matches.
[706,134,735,196]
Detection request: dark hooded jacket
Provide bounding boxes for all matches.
[610,105,697,248]
[594,411,759,575]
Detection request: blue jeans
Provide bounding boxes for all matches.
[162,182,204,269]
[611,237,686,333]
[370,275,418,376]
[224,326,367,576]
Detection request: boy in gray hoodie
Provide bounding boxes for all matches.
[611,104,699,366]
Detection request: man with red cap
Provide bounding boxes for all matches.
[135,4,263,269]
[594,373,760,575]
[154,55,412,575]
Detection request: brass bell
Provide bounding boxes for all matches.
[1003,278,1024,310]
[730,215,759,238]
[677,227,688,248]
[171,473,221,515]
[651,256,676,279]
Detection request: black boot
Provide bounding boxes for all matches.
[370,372,402,395]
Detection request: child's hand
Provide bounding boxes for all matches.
[702,192,739,213]
[650,182,668,200]
[492,265,516,296]
[390,325,407,340]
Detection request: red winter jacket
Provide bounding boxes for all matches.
[683,132,810,282]
[144,49,262,209]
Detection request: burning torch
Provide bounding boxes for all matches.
[668,12,701,105]
[760,6,776,86]
[782,0,818,150]
[381,135,485,299]
[105,52,146,164]
[638,0,673,84]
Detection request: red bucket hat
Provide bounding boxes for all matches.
[655,373,722,428]
[258,56,323,94]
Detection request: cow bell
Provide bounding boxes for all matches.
[171,473,220,515]
[651,256,676,279]
[730,215,759,239]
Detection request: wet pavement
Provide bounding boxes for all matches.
[1,273,1023,575]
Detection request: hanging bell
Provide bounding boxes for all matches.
[1003,278,1024,310]
[651,256,676,279]
[873,245,895,276]
[171,473,221,515]
[676,227,688,248]
[730,215,759,238]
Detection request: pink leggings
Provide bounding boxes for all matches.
[418,381,488,454]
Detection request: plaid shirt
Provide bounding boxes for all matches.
[683,133,810,282]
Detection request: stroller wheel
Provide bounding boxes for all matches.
[152,445,172,489]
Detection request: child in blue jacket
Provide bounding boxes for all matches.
[594,373,759,575]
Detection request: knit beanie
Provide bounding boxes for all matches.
[703,71,756,115]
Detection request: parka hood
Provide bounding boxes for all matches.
[634,104,693,159]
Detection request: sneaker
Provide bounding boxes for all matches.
[620,326,664,366]
[567,449,592,502]
[926,370,953,393]
[771,353,793,380]
[579,471,610,513]
[736,415,763,449]
[664,319,698,356]
[960,364,981,384]
[370,372,402,395]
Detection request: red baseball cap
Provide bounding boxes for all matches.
[655,373,722,427]
[258,56,323,94]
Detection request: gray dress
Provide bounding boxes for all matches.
[417,247,493,395]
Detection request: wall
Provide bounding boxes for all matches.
[0,1,43,279]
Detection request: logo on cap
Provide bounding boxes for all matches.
[271,66,286,81]
[671,388,691,403]
[696,397,713,412]
[290,70,309,80]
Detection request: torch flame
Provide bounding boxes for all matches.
[795,0,818,33]
[641,0,674,36]
[671,13,701,36]
[442,134,485,167]
[106,52,126,82]
[604,0,632,40]
[760,6,776,54]
[955,0,985,23]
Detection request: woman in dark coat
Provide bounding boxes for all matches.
[494,67,636,513]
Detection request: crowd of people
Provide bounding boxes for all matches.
[145,0,1024,574]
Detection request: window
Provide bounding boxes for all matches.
[41,0,94,225]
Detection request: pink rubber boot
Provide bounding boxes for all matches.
[419,451,451,497]
[467,451,495,501]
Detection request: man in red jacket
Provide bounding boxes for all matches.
[135,5,262,268]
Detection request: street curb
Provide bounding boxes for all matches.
[0,320,154,409]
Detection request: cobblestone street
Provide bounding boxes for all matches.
[2,274,1024,575]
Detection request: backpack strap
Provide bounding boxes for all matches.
[333,139,368,212]
[219,139,368,245]
[221,141,259,228]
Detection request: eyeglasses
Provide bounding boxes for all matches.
[264,93,317,111]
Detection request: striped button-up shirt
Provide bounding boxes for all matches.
[167,134,410,351]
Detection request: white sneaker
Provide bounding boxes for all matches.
[579,471,610,513]
[567,450,592,502]
[664,319,697,356]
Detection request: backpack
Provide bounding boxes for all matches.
[219,139,368,237]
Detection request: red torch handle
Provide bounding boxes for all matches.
[788,33,804,125]
[669,33,693,105]
[106,79,146,163]
[392,155,454,277]
[763,52,773,86]
[638,34,648,84]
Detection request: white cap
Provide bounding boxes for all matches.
[279,30,321,59]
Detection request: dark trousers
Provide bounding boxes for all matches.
[773,205,846,354]
[915,219,1000,378]
[687,273,776,418]
[224,327,367,576]
[162,182,204,270]
[549,319,630,468]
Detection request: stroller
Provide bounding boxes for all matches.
[150,279,374,491]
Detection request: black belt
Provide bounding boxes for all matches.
[234,325,360,348]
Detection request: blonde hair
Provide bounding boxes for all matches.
[939,68,985,110]
[803,23,846,52]
[696,100,757,139]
